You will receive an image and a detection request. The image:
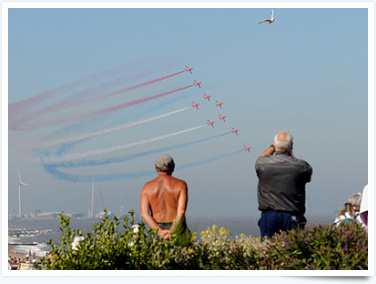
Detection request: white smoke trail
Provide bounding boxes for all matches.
[39,124,205,164]
[31,107,190,148]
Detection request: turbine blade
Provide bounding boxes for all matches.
[17,167,22,183]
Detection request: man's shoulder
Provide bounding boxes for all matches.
[256,154,311,167]
[170,176,188,187]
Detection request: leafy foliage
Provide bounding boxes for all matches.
[269,222,368,270]
[42,213,367,270]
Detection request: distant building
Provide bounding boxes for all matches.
[95,211,113,219]
[37,212,61,219]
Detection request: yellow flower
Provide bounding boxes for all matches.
[188,248,195,254]
[212,224,217,232]
[200,231,207,238]
[239,233,246,238]
[219,226,230,235]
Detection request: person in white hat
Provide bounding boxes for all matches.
[360,185,368,232]
[334,192,363,226]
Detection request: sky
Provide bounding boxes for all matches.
[4,3,371,227]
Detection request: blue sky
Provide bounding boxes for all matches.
[5,4,370,226]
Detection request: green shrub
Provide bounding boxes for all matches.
[42,213,368,270]
[268,223,368,270]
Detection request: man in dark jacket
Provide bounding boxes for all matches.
[255,131,312,238]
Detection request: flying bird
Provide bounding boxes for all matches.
[258,9,275,25]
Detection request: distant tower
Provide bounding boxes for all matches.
[91,182,95,219]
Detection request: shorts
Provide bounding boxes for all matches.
[258,211,306,238]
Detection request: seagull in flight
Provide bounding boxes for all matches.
[258,9,275,25]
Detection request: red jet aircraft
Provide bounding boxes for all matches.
[207,120,215,127]
[192,101,200,109]
[203,93,212,101]
[218,114,227,122]
[194,80,202,88]
[185,65,193,74]
[231,127,239,135]
[215,100,223,109]
[244,145,252,152]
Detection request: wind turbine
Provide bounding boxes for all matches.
[17,168,29,217]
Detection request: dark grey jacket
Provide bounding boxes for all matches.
[255,152,312,215]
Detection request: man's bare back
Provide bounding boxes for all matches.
[140,155,188,239]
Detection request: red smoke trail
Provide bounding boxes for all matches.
[9,70,185,131]
[8,66,127,115]
[8,61,175,118]
[100,70,185,99]
[11,84,194,131]
[16,69,156,119]
[17,70,185,120]
[89,84,193,117]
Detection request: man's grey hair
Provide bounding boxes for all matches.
[155,154,175,173]
[274,131,293,151]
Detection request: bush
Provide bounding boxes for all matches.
[42,213,368,270]
[268,222,368,270]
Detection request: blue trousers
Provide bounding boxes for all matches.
[258,211,307,238]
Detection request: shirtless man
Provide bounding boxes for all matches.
[140,154,188,240]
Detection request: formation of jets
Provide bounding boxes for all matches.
[185,65,250,153]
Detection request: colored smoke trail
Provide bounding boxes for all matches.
[43,149,244,182]
[100,70,185,99]
[13,84,194,131]
[8,62,147,115]
[32,107,190,148]
[11,70,185,125]
[176,150,243,170]
[50,132,231,168]
[88,84,194,117]
[39,124,206,164]
[43,87,195,145]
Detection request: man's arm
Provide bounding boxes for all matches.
[170,182,188,233]
[140,187,169,238]
[259,145,275,157]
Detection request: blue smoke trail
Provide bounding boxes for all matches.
[43,149,244,182]
[48,132,231,168]
[176,150,244,170]
[45,88,196,143]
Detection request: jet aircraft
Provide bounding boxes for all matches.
[244,145,252,152]
[194,80,202,88]
[192,101,200,109]
[231,127,239,135]
[185,65,193,74]
[218,114,227,122]
[215,100,223,109]
[207,120,215,127]
[203,93,212,101]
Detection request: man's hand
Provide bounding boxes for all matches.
[157,229,171,240]
[259,145,275,157]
